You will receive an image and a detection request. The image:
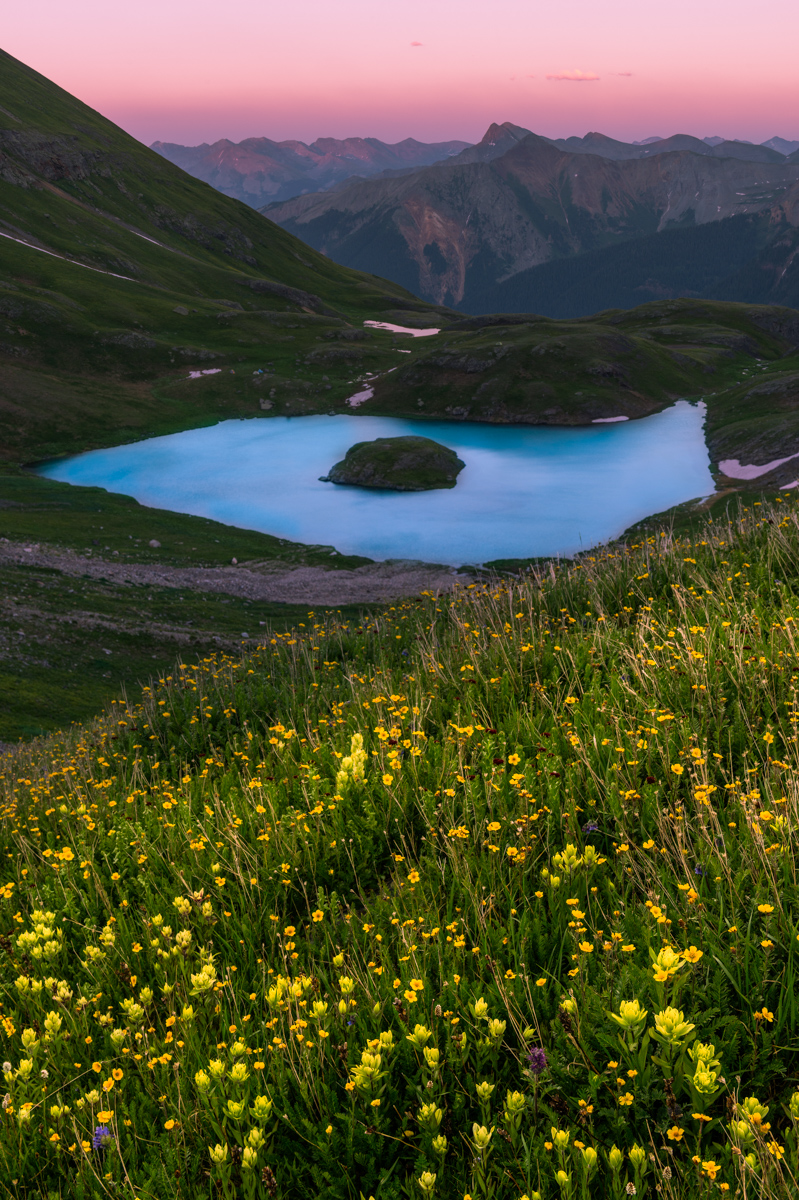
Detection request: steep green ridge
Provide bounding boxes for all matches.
[3,494,799,1197]
[0,47,449,466]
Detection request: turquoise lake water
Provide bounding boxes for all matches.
[36,403,713,565]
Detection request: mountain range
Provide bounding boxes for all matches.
[154,128,799,212]
[151,135,471,207]
[263,121,799,316]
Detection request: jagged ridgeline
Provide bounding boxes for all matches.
[3,495,799,1195]
[265,123,799,315]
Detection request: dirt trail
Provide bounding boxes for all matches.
[0,540,462,605]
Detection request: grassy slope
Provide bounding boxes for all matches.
[0,562,372,741]
[0,48,453,733]
[0,472,376,741]
[2,492,799,1197]
[0,47,449,469]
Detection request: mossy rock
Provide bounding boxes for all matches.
[323,436,465,491]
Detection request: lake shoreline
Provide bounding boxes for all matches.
[36,403,713,566]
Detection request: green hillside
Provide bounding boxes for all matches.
[364,299,799,480]
[0,47,449,465]
[0,49,456,736]
[2,492,799,1198]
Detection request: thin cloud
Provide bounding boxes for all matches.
[546,69,600,82]
[410,41,423,47]
[617,71,633,77]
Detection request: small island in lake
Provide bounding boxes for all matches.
[322,435,465,491]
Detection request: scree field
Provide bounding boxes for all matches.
[2,494,799,1199]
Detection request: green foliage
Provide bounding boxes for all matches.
[2,494,799,1196]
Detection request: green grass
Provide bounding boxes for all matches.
[3,492,799,1197]
[0,473,373,739]
[0,559,374,741]
[0,473,370,569]
[0,46,449,470]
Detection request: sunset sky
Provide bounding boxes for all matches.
[5,0,799,147]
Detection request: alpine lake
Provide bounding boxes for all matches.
[36,401,713,566]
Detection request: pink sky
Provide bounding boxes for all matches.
[5,0,799,147]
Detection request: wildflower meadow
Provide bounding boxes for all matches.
[2,495,799,1199]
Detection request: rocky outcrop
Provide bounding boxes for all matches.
[324,436,465,491]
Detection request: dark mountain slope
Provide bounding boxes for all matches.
[550,132,790,163]
[553,131,668,159]
[447,121,535,164]
[763,137,799,155]
[468,214,778,317]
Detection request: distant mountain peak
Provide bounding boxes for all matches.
[762,136,799,155]
[479,121,534,145]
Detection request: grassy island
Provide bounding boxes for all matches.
[325,435,465,491]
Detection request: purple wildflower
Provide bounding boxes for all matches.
[526,1046,548,1074]
[92,1125,112,1151]
[582,820,599,833]
[694,864,705,877]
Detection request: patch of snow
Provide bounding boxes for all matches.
[364,321,440,337]
[0,229,134,280]
[346,387,374,408]
[719,451,799,479]
[130,230,166,247]
[187,368,222,379]
[782,480,799,490]
[592,416,629,423]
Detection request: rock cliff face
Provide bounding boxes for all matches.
[264,126,799,313]
[324,436,465,491]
